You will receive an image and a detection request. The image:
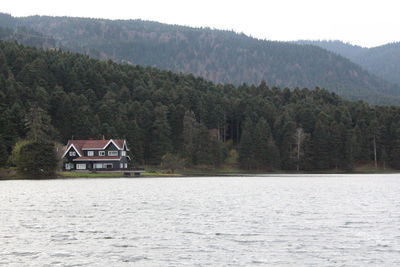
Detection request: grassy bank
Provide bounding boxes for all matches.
[57,171,182,178]
[57,171,123,178]
[1,164,397,180]
[0,167,24,180]
[0,169,182,179]
[353,164,397,174]
[146,163,399,176]
[179,163,399,176]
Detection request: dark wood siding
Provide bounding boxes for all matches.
[63,140,131,170]
[64,146,80,162]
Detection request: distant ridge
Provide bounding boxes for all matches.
[296,40,400,87]
[1,13,400,105]
[295,40,367,60]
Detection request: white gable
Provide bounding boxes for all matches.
[61,144,82,158]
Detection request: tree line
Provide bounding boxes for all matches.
[0,41,399,173]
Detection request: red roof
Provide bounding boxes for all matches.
[66,139,126,155]
[73,156,122,161]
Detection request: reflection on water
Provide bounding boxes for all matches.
[1,174,400,266]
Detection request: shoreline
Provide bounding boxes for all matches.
[1,168,398,180]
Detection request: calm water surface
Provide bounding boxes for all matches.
[1,174,400,266]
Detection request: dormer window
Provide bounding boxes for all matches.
[108,151,118,156]
[69,151,76,156]
[99,151,105,156]
[87,151,94,156]
[121,151,126,156]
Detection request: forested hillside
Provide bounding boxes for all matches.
[1,13,400,105]
[0,25,55,49]
[297,40,400,87]
[0,13,55,48]
[355,43,400,86]
[295,40,366,60]
[0,41,399,171]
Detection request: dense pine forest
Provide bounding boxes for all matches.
[1,13,400,105]
[0,41,399,171]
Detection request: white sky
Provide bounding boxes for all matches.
[2,0,399,48]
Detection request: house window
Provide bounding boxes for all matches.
[99,151,105,156]
[124,163,128,169]
[121,151,126,156]
[94,163,103,169]
[108,151,118,156]
[120,163,123,169]
[69,151,76,156]
[87,151,94,156]
[65,163,73,170]
[105,163,113,169]
[76,164,86,170]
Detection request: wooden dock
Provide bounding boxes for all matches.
[123,170,145,176]
[91,168,145,176]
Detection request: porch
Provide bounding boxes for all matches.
[64,161,129,171]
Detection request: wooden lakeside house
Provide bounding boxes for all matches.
[62,139,130,171]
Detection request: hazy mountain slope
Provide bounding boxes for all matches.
[0,13,16,28]
[1,13,400,105]
[295,40,366,59]
[0,25,55,49]
[355,42,400,86]
[297,40,400,87]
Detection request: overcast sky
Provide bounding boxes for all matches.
[2,0,399,48]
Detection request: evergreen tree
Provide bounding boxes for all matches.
[15,141,58,178]
[168,104,186,153]
[0,135,8,167]
[368,118,380,168]
[253,118,270,169]
[389,141,400,169]
[274,112,296,170]
[300,133,314,171]
[313,113,332,170]
[266,135,281,170]
[194,124,213,165]
[239,119,255,170]
[125,120,145,165]
[341,129,356,171]
[207,137,228,167]
[330,122,343,169]
[25,106,58,142]
[148,105,172,165]
[182,110,200,164]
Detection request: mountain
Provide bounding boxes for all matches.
[297,40,400,87]
[295,40,366,60]
[1,41,400,170]
[0,25,55,49]
[355,42,400,86]
[0,13,399,105]
[0,13,55,49]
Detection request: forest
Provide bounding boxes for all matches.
[0,41,400,172]
[1,13,400,105]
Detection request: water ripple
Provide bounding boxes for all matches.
[1,174,400,266]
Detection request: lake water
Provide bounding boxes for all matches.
[1,174,400,266]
